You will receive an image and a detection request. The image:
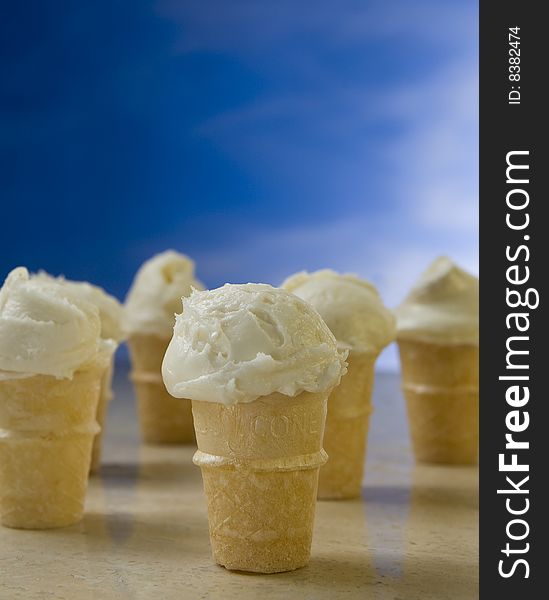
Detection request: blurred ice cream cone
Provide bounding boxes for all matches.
[282,270,395,499]
[318,351,377,499]
[395,257,479,465]
[123,251,203,444]
[128,334,194,443]
[33,271,124,473]
[398,340,478,464]
[90,357,115,472]
[0,267,108,528]
[0,366,103,528]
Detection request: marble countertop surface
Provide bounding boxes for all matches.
[0,364,478,599]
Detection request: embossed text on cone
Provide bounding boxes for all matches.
[128,334,195,444]
[0,367,101,529]
[318,352,376,499]
[398,340,479,464]
[192,391,328,573]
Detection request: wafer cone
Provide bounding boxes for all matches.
[89,356,115,473]
[318,352,376,499]
[128,334,195,444]
[398,340,479,464]
[0,365,103,529]
[192,391,328,573]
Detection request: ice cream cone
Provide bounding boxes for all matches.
[30,274,125,475]
[398,340,478,464]
[192,390,328,573]
[89,357,115,473]
[281,270,395,500]
[128,334,195,444]
[0,365,102,529]
[162,284,346,572]
[318,352,376,499]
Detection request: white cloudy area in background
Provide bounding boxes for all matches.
[157,0,478,371]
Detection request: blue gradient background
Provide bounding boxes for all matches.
[0,0,478,370]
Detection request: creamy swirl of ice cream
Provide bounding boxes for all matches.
[124,250,204,338]
[395,256,479,345]
[282,269,396,355]
[0,267,103,379]
[36,273,124,342]
[162,283,348,404]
